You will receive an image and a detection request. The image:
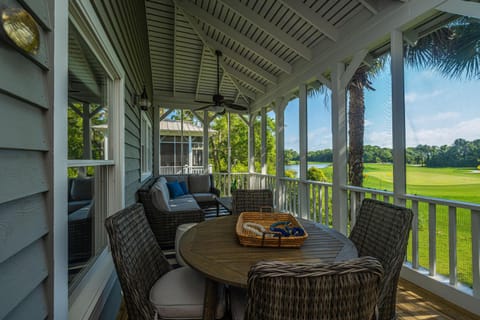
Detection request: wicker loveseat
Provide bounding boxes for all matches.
[137,174,220,248]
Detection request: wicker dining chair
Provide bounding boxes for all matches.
[349,199,414,320]
[232,189,273,215]
[105,203,224,319]
[242,256,384,320]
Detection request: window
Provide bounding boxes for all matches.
[141,112,152,180]
[67,1,124,307]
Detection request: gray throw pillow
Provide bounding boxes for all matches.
[153,177,170,201]
[188,175,211,194]
[150,187,170,212]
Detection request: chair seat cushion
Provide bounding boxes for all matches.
[149,266,225,319]
[169,196,201,212]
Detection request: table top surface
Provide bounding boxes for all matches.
[179,215,357,288]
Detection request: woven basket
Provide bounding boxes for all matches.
[236,212,308,248]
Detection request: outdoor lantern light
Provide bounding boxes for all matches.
[134,85,151,111]
[1,7,40,55]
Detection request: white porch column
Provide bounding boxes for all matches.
[203,111,209,173]
[227,112,232,192]
[332,62,348,234]
[275,98,287,210]
[248,114,255,188]
[299,83,309,218]
[153,106,160,176]
[261,106,267,175]
[391,29,407,206]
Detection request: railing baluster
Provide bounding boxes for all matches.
[350,191,357,231]
[312,185,317,222]
[324,187,329,227]
[429,203,437,276]
[472,210,480,297]
[319,186,323,224]
[412,200,419,269]
[448,206,457,286]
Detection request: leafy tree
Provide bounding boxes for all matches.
[307,167,328,181]
[285,169,297,178]
[209,113,276,174]
[284,149,299,164]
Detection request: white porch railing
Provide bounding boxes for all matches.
[159,165,210,175]
[212,172,480,313]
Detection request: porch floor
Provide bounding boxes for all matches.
[116,278,478,319]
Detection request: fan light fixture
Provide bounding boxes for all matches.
[134,85,151,111]
[1,7,40,55]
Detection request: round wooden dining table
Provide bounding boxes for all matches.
[179,215,357,320]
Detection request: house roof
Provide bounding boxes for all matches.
[145,0,448,114]
[160,120,215,136]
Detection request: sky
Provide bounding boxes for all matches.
[283,65,480,152]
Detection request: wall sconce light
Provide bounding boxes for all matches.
[134,85,151,111]
[1,7,40,55]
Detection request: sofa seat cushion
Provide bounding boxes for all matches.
[149,266,225,319]
[169,195,201,212]
[192,193,216,204]
[188,175,211,193]
[68,205,92,221]
[68,200,91,214]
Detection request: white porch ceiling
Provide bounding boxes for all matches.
[145,0,449,113]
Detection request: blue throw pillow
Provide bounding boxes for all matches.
[166,181,184,198]
[179,181,188,194]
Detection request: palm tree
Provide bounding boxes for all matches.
[347,60,385,186]
[347,15,480,186]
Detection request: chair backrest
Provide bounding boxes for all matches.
[105,203,172,319]
[232,189,273,215]
[349,198,413,320]
[245,257,384,320]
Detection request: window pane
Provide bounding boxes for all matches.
[68,24,109,161]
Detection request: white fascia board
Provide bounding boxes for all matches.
[437,0,480,20]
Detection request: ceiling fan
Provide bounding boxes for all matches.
[195,50,248,114]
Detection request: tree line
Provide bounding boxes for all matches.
[285,138,480,168]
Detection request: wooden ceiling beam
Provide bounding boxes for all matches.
[184,13,278,84]
[358,0,378,15]
[220,62,266,93]
[218,0,312,61]
[174,0,292,74]
[228,76,256,101]
[280,0,339,42]
[195,46,207,100]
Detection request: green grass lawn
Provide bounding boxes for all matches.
[311,163,479,286]
[352,164,480,287]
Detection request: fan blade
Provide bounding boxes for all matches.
[196,105,214,111]
[225,103,248,111]
[194,100,212,104]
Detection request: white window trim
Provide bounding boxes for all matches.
[67,1,125,319]
[141,112,153,181]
